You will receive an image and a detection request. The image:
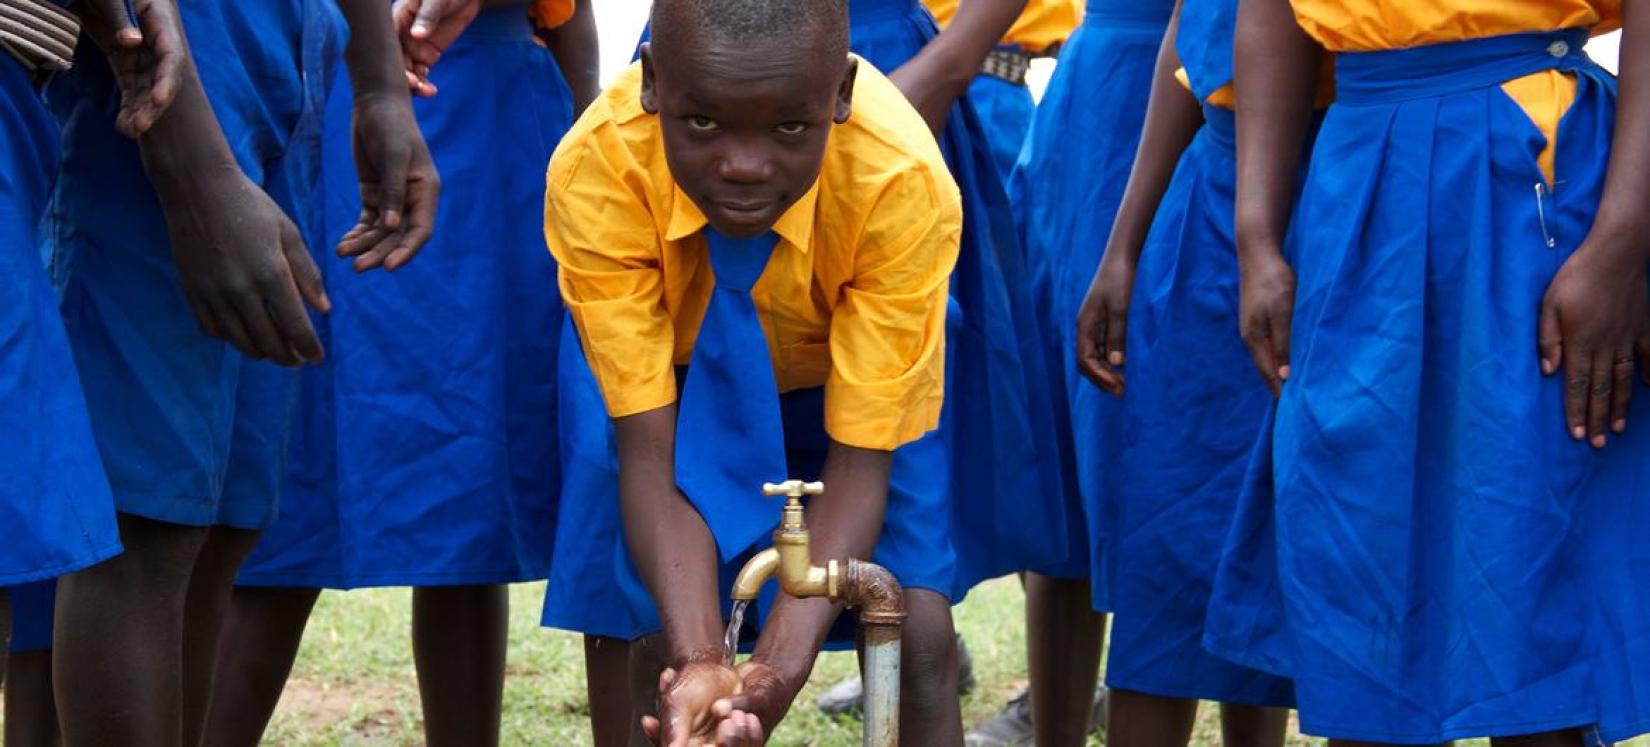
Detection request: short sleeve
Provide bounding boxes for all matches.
[824,168,962,450]
[545,133,677,417]
[529,0,575,30]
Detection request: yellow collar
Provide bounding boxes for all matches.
[664,178,820,253]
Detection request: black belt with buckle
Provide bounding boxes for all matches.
[980,46,1032,86]
[0,0,79,72]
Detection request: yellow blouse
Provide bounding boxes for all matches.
[1290,0,1620,183]
[529,0,574,30]
[924,0,1083,53]
[1289,0,1618,52]
[544,63,963,451]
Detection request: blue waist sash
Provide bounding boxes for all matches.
[1335,28,1594,106]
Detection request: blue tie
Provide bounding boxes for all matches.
[675,228,788,561]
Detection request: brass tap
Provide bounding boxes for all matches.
[726,480,906,747]
[731,480,839,601]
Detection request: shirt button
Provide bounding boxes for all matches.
[1548,40,1570,58]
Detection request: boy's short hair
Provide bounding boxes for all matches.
[650,0,849,62]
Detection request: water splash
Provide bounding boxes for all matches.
[724,599,750,667]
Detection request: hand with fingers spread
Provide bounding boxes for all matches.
[1538,235,1650,448]
[391,0,483,95]
[336,92,440,272]
[1237,241,1296,397]
[1076,252,1139,396]
[640,660,756,746]
[77,0,187,138]
[162,167,329,366]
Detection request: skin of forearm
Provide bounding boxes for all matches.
[138,55,240,200]
[1587,4,1650,254]
[749,443,893,688]
[1231,0,1321,258]
[1101,1,1202,266]
[541,0,600,115]
[614,405,726,663]
[908,0,1029,96]
[337,0,407,96]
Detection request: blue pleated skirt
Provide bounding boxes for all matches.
[0,62,121,585]
[849,0,1070,598]
[967,67,1033,180]
[1103,108,1293,706]
[1206,31,1650,743]
[1007,2,1170,598]
[238,5,573,589]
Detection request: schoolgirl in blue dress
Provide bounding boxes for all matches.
[1074,0,1301,742]
[205,3,585,745]
[992,0,1174,740]
[0,13,120,595]
[39,0,442,740]
[1207,0,1650,743]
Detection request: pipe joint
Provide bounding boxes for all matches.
[842,559,905,629]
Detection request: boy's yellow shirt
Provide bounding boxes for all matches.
[1288,0,1619,184]
[924,0,1081,54]
[544,61,962,452]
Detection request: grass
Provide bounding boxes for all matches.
[6,577,1649,745]
[247,579,1650,746]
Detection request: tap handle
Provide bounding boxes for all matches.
[762,480,825,499]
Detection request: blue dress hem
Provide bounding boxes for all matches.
[1102,676,1295,710]
[1293,715,1603,746]
[0,541,123,587]
[235,567,552,590]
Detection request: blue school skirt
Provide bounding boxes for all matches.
[238,5,572,589]
[542,319,956,643]
[1204,30,1650,744]
[42,0,344,531]
[1103,107,1293,706]
[0,63,120,584]
[967,59,1034,180]
[849,0,1069,599]
[1007,0,1171,598]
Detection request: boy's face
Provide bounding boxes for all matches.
[641,35,856,238]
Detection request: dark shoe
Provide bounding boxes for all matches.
[817,633,976,716]
[956,633,976,695]
[965,688,1032,746]
[815,672,864,716]
[964,683,1108,745]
